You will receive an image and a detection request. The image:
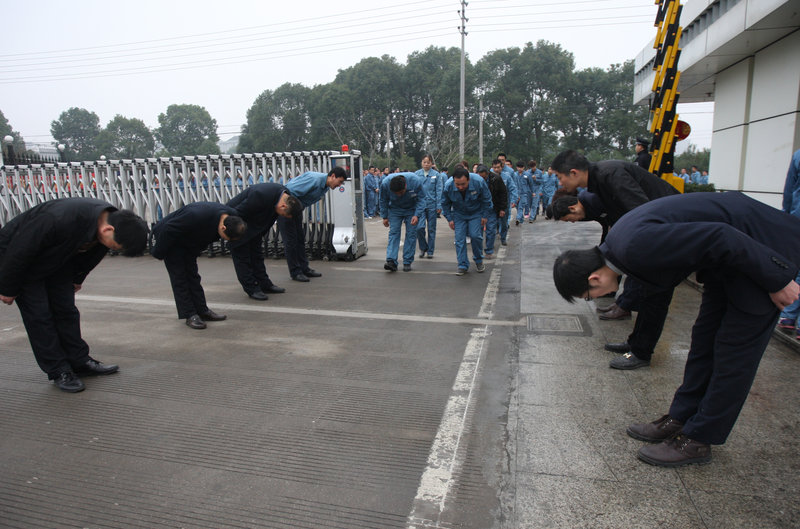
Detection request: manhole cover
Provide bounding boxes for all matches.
[527,314,591,336]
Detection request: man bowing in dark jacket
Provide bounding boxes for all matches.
[553,149,680,370]
[553,192,800,466]
[151,202,246,330]
[227,183,302,300]
[0,198,148,392]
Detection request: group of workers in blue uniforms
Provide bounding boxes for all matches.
[377,153,557,275]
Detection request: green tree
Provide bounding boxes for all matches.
[51,107,101,161]
[0,109,27,154]
[674,143,711,173]
[155,104,220,156]
[238,83,311,153]
[95,115,155,159]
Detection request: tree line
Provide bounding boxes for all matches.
[2,40,672,169]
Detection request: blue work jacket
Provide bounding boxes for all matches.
[415,168,443,211]
[286,172,330,208]
[379,172,428,218]
[442,174,493,221]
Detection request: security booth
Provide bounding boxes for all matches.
[327,146,367,261]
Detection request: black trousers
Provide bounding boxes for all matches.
[627,287,674,361]
[669,277,778,445]
[230,234,274,295]
[16,268,91,379]
[163,249,208,319]
[277,215,309,278]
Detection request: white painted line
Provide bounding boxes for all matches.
[406,246,506,528]
[76,293,525,328]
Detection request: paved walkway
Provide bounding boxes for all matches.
[0,215,798,528]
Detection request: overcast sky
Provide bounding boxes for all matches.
[1,0,713,153]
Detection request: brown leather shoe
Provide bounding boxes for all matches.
[596,302,618,314]
[637,434,711,467]
[199,310,226,321]
[627,414,684,442]
[599,305,631,320]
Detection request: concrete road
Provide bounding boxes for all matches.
[1,215,798,528]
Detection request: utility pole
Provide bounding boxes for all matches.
[478,98,484,164]
[458,1,468,159]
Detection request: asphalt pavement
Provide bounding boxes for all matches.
[1,214,798,528]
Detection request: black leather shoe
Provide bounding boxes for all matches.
[248,291,269,300]
[604,342,632,353]
[596,302,618,314]
[609,352,650,370]
[304,269,322,278]
[637,434,711,467]
[627,414,684,443]
[186,315,207,329]
[74,358,119,376]
[384,260,398,272]
[403,264,412,272]
[199,310,226,321]
[263,285,285,294]
[292,274,310,282]
[54,371,85,392]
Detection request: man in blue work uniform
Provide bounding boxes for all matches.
[227,183,303,300]
[778,148,800,337]
[363,168,378,218]
[690,165,704,184]
[528,160,544,220]
[380,172,427,272]
[415,154,442,259]
[494,155,518,246]
[541,166,559,213]
[278,166,347,282]
[553,192,800,467]
[441,166,494,275]
[152,202,247,330]
[514,160,533,225]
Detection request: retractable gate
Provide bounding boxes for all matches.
[0,150,367,260]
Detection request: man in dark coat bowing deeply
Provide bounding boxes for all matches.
[0,198,148,392]
[227,183,302,300]
[553,192,800,467]
[151,202,246,330]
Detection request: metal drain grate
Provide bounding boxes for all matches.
[526,314,591,336]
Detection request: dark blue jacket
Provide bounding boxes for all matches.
[151,202,237,259]
[600,192,800,315]
[226,183,287,246]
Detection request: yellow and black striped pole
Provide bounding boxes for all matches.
[648,0,685,192]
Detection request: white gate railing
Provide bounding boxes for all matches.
[0,151,344,225]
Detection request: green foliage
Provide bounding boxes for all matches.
[0,110,26,153]
[683,182,716,193]
[155,104,220,156]
[674,144,710,173]
[95,115,155,159]
[238,83,311,153]
[51,107,101,161]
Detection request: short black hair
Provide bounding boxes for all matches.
[452,166,469,179]
[497,152,506,158]
[107,209,149,256]
[551,150,590,175]
[224,215,247,241]
[329,166,348,180]
[551,195,579,220]
[516,160,525,168]
[491,158,503,167]
[552,247,604,303]
[389,175,406,193]
[285,195,303,218]
[476,164,489,174]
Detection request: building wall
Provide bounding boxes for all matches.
[709,30,800,207]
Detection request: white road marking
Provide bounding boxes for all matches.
[406,246,506,528]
